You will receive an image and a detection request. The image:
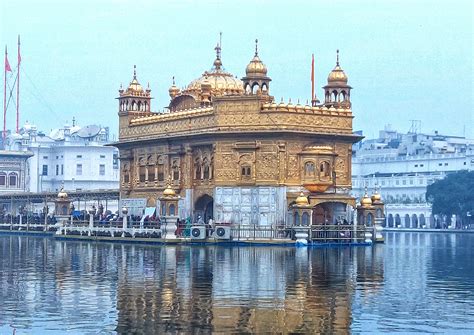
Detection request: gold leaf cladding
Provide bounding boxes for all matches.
[287,155,299,178]
[257,153,279,180]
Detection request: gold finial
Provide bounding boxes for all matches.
[213,33,223,70]
[215,33,222,60]
[133,65,137,79]
[255,38,259,56]
[172,76,175,85]
[336,49,340,66]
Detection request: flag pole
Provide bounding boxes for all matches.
[3,46,7,141]
[16,35,20,133]
[311,54,314,106]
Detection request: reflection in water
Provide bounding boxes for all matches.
[0,233,473,334]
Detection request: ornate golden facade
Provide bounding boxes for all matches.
[115,41,361,224]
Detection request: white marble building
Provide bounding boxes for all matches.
[352,126,474,228]
[4,122,119,193]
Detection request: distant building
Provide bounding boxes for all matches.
[4,121,119,193]
[0,150,33,194]
[352,125,474,228]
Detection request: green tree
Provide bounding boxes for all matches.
[426,170,474,226]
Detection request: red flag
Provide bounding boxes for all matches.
[5,53,11,72]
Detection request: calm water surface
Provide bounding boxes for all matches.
[0,233,473,334]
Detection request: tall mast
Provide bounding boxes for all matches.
[3,46,7,141]
[311,53,315,106]
[16,35,20,133]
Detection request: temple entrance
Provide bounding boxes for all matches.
[194,194,213,223]
[312,202,350,225]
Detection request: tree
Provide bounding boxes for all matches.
[426,170,474,227]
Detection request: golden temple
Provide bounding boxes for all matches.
[115,40,362,226]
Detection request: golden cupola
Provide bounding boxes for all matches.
[126,65,144,94]
[327,59,348,84]
[163,183,177,197]
[117,65,152,114]
[242,39,272,96]
[323,50,351,108]
[360,189,373,208]
[168,76,180,99]
[295,192,309,206]
[371,187,383,204]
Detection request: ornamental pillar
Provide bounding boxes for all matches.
[159,182,180,239]
[291,192,312,245]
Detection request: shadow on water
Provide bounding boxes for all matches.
[0,233,473,334]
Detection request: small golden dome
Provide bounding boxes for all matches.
[371,189,382,203]
[163,184,176,197]
[168,76,180,98]
[246,55,267,76]
[126,65,144,93]
[57,187,68,199]
[360,191,372,207]
[295,192,309,205]
[245,39,268,77]
[327,50,348,84]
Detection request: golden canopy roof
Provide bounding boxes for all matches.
[371,188,382,203]
[295,192,309,206]
[246,55,267,76]
[57,187,68,199]
[327,50,348,84]
[127,66,144,93]
[245,40,268,77]
[360,190,372,207]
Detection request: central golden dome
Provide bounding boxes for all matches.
[183,45,244,97]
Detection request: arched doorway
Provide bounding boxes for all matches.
[420,214,426,228]
[395,214,401,227]
[404,214,411,228]
[412,214,418,228]
[388,214,394,228]
[312,203,333,225]
[194,194,213,223]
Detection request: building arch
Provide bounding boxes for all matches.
[420,214,426,228]
[0,172,6,187]
[395,214,401,227]
[388,214,394,227]
[404,214,411,228]
[8,173,18,188]
[252,82,260,94]
[194,194,213,222]
[412,214,418,228]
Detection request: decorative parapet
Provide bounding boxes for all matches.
[261,102,352,117]
[129,106,214,126]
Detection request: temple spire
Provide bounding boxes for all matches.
[336,49,340,66]
[133,65,137,79]
[255,38,259,56]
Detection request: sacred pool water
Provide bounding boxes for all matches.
[0,232,473,334]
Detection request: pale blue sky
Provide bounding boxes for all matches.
[1,0,472,139]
